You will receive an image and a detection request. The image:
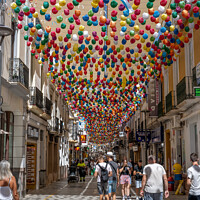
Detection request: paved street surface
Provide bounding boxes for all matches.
[23,176,187,200]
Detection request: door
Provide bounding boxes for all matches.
[165,130,171,177]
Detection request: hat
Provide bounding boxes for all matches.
[107,152,114,157]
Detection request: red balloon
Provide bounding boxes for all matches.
[64,9,70,15]
[17,24,22,29]
[67,3,74,10]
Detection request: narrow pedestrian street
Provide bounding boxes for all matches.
[23,176,187,200]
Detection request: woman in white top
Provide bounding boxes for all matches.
[0,160,19,200]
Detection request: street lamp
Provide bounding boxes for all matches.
[0,24,13,107]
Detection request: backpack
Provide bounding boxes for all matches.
[98,163,109,183]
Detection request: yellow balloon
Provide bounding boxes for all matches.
[73,43,78,52]
[179,35,184,41]
[109,67,112,72]
[30,31,35,36]
[33,12,38,18]
[132,4,138,10]
[135,52,139,57]
[58,36,63,41]
[74,69,77,73]
[99,58,103,62]
[11,2,17,9]
[121,15,127,21]
[89,50,94,55]
[120,21,126,26]
[59,0,66,6]
[170,25,175,32]
[161,14,167,21]
[125,70,129,75]
[79,25,85,31]
[41,6,47,12]
[60,60,64,64]
[40,45,45,50]
[119,45,124,50]
[141,38,145,43]
[55,63,59,66]
[55,3,61,10]
[134,25,140,32]
[91,1,98,8]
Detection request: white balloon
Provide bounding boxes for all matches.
[114,40,118,45]
[174,15,180,21]
[153,32,159,38]
[120,31,125,36]
[158,6,165,14]
[134,47,139,52]
[159,43,163,48]
[94,54,98,59]
[141,52,146,57]
[121,50,125,55]
[92,49,96,53]
[156,23,161,30]
[37,29,43,35]
[142,12,149,20]
[189,22,194,29]
[83,31,89,37]
[72,34,78,41]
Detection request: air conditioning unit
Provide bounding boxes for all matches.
[172,115,181,129]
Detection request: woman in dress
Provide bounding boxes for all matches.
[0,160,19,200]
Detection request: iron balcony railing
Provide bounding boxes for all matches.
[43,97,52,115]
[176,76,193,105]
[9,58,29,89]
[29,87,43,109]
[60,121,63,133]
[158,101,165,118]
[165,91,176,113]
[52,117,59,132]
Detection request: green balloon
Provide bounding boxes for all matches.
[36,24,41,29]
[88,10,94,17]
[14,7,20,13]
[40,10,45,15]
[43,1,49,9]
[170,3,176,10]
[130,30,135,36]
[23,6,29,12]
[16,0,22,6]
[57,16,63,23]
[87,20,93,26]
[185,26,190,32]
[102,26,107,32]
[146,2,153,8]
[24,25,29,31]
[72,0,79,6]
[141,19,146,25]
[89,45,93,50]
[188,17,194,23]
[116,47,120,52]
[24,35,28,40]
[61,23,66,29]
[197,1,200,7]
[66,34,71,39]
[150,36,155,41]
[111,16,117,21]
[126,18,131,25]
[172,11,177,18]
[92,39,96,44]
[103,35,108,41]
[68,17,74,23]
[78,31,83,36]
[110,0,118,8]
[179,1,185,8]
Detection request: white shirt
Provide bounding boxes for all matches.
[143,163,166,193]
[95,162,112,182]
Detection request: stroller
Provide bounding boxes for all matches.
[68,164,79,183]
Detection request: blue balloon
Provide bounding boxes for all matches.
[93,20,98,26]
[28,13,32,19]
[122,39,127,45]
[82,14,89,21]
[81,44,85,50]
[28,22,34,28]
[153,11,160,18]
[194,12,199,18]
[166,21,172,27]
[160,27,166,33]
[121,26,127,32]
[174,28,179,35]
[143,33,148,39]
[129,20,135,27]
[103,0,109,3]
[123,10,129,17]
[45,14,51,21]
[92,6,99,13]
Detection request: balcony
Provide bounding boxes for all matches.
[158,101,165,118]
[8,58,29,98]
[41,97,52,120]
[60,120,63,134]
[49,117,59,133]
[176,76,193,106]
[29,87,43,115]
[165,91,177,113]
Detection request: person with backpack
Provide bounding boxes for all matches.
[119,159,132,200]
[94,155,112,200]
[187,153,200,200]
[106,152,119,200]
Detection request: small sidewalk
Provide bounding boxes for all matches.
[168,192,187,200]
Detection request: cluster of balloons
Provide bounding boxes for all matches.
[11,0,200,143]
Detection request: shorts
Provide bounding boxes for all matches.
[135,180,142,188]
[120,175,131,185]
[144,192,163,200]
[108,180,117,194]
[97,182,109,195]
[188,194,200,200]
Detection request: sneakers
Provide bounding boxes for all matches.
[122,196,126,200]
[127,197,131,200]
[136,197,139,200]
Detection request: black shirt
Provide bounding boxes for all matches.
[120,166,131,175]
[134,165,143,181]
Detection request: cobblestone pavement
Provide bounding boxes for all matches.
[23,176,188,200]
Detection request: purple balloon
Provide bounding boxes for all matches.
[106,19,110,25]
[176,6,181,13]
[118,4,125,11]
[19,11,24,17]
[114,35,118,41]
[92,31,97,37]
[146,42,151,48]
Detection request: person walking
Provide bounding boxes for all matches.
[140,155,169,200]
[0,160,19,200]
[134,160,143,200]
[94,155,112,200]
[106,152,119,200]
[119,159,132,200]
[187,153,200,200]
[77,159,86,182]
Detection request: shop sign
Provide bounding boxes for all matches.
[136,130,151,142]
[194,87,200,97]
[119,132,124,137]
[196,62,200,85]
[152,126,164,143]
[81,135,86,143]
[148,80,160,117]
[133,145,138,152]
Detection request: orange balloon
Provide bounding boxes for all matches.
[148,8,154,15]
[106,40,110,45]
[134,34,140,40]
[166,9,172,15]
[46,26,51,33]
[110,21,116,28]
[182,10,189,18]
[67,43,71,48]
[75,10,81,17]
[110,31,115,37]
[155,18,159,24]
[100,16,107,24]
